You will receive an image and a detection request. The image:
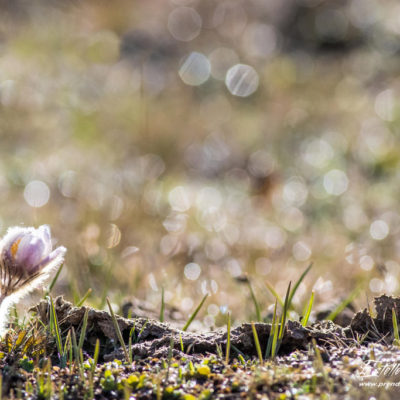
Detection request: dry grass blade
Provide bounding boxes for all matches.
[106,297,129,363]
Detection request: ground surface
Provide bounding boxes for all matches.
[1,295,400,399]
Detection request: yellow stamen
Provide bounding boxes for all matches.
[10,239,21,257]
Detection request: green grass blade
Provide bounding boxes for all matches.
[247,279,261,322]
[106,298,129,363]
[226,312,231,364]
[393,308,400,345]
[78,309,89,352]
[271,317,279,358]
[159,287,165,323]
[71,327,80,369]
[76,288,92,307]
[179,333,184,352]
[279,282,292,340]
[326,285,360,322]
[288,263,312,308]
[63,330,71,356]
[137,319,148,343]
[302,291,314,327]
[264,281,284,307]
[265,299,278,359]
[251,322,263,364]
[92,338,100,373]
[50,297,64,365]
[182,294,208,331]
[46,263,64,295]
[128,327,135,364]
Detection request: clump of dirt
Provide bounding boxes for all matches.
[31,295,400,361]
[350,294,400,343]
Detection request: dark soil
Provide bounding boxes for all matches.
[0,294,394,399]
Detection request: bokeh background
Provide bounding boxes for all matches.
[1,0,400,327]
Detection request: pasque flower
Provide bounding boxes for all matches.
[0,225,66,334]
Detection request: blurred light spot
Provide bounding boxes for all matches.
[213,2,247,38]
[313,277,333,294]
[209,47,239,80]
[210,279,218,293]
[184,262,201,280]
[385,274,398,293]
[370,220,389,241]
[168,186,190,212]
[168,7,202,42]
[220,305,228,314]
[369,278,384,293]
[343,204,368,232]
[265,226,287,249]
[302,139,334,169]
[292,241,312,261]
[196,187,222,210]
[310,178,330,200]
[24,180,50,208]
[255,257,272,276]
[349,0,380,29]
[109,195,124,221]
[140,154,166,180]
[58,171,77,198]
[181,297,194,311]
[375,89,395,121]
[323,169,349,196]
[163,213,187,233]
[121,246,139,258]
[179,52,211,86]
[248,150,275,177]
[205,238,227,261]
[243,23,278,59]
[201,280,210,295]
[360,255,374,271]
[225,258,242,277]
[283,177,308,206]
[203,315,215,328]
[148,273,158,291]
[208,304,220,316]
[198,207,227,232]
[160,234,180,256]
[225,64,259,97]
[106,224,122,248]
[222,223,240,246]
[280,207,304,232]
[386,260,400,275]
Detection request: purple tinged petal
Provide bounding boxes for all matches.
[14,236,45,273]
[37,225,52,254]
[36,246,66,271]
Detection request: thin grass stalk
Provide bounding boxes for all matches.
[182,294,208,331]
[265,299,278,359]
[393,308,400,346]
[226,312,231,364]
[264,281,284,307]
[159,287,165,323]
[247,279,261,322]
[46,263,64,296]
[106,298,129,363]
[326,285,360,321]
[302,291,314,327]
[76,289,92,307]
[251,322,263,364]
[287,263,312,308]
